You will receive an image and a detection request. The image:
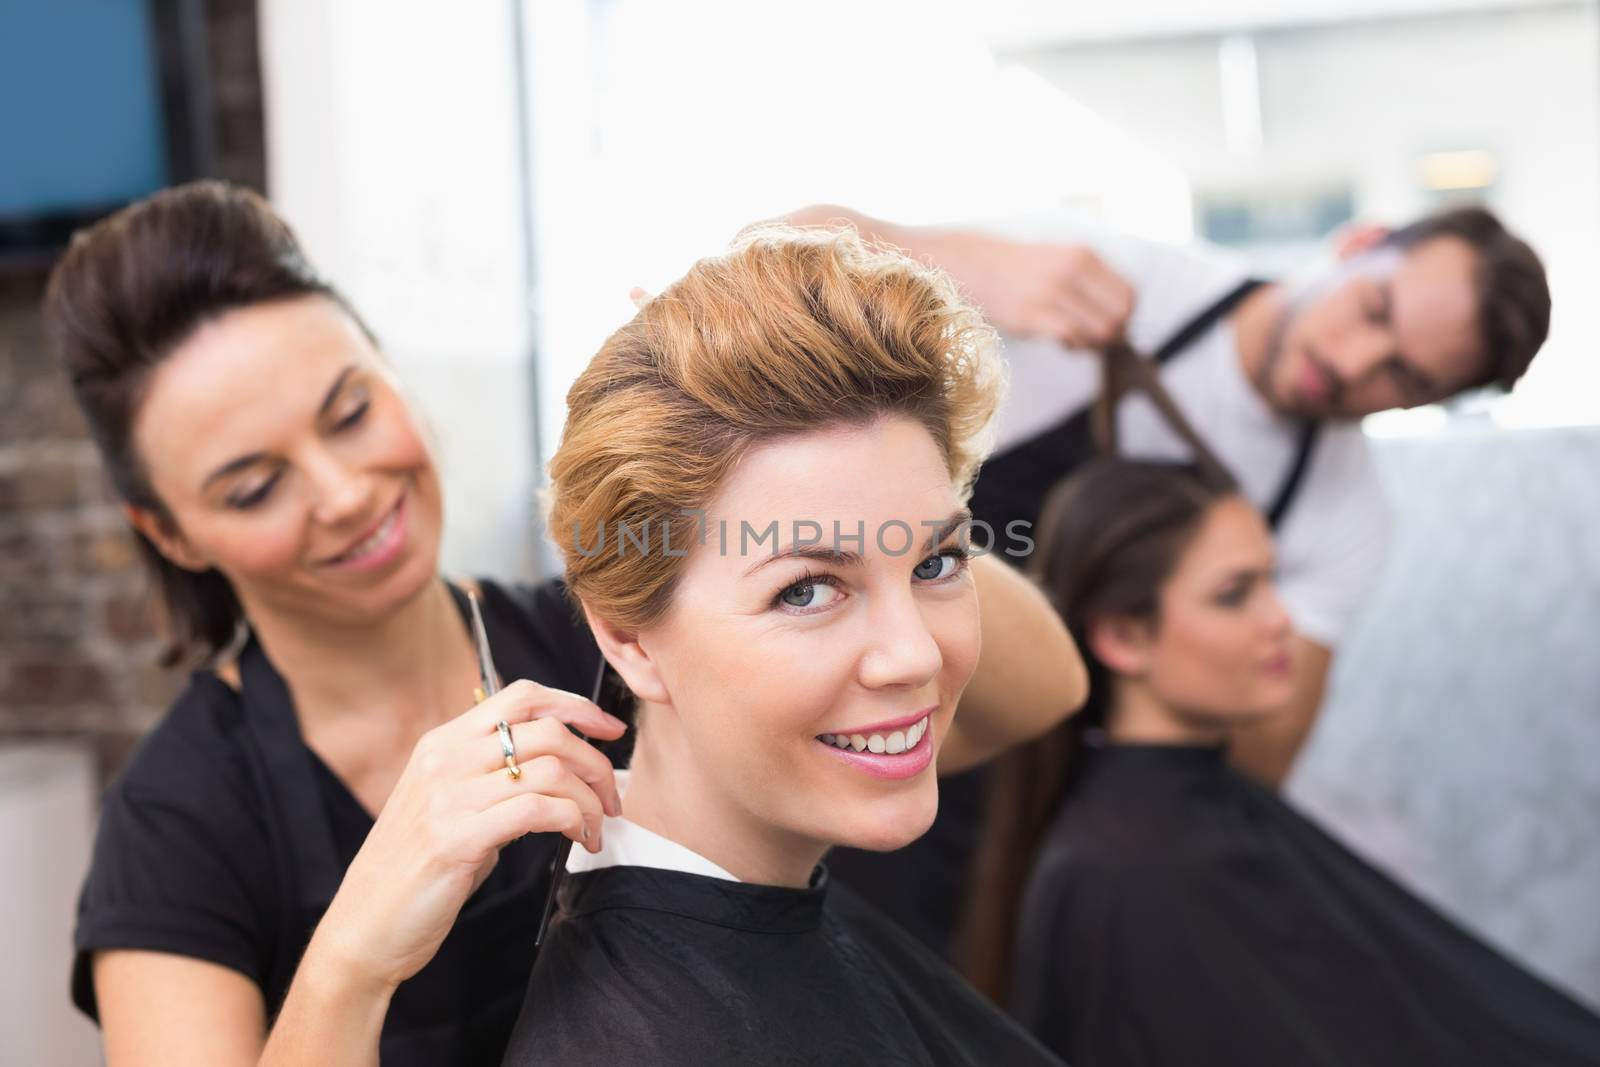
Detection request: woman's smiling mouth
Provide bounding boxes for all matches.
[321,492,408,570]
[815,708,936,780]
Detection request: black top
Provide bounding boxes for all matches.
[501,864,1064,1066]
[72,578,606,1066]
[1009,742,1600,1066]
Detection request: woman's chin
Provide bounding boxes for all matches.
[828,790,939,854]
[367,537,441,608]
[332,553,436,622]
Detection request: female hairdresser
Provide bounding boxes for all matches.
[49,181,1084,1067]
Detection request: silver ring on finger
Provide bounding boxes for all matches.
[496,719,522,781]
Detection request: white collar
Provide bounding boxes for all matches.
[564,770,740,882]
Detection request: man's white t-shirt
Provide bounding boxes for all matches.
[981,216,1394,648]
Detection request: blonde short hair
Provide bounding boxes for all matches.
[546,225,1003,631]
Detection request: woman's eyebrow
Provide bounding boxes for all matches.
[745,544,865,577]
[923,507,973,554]
[742,506,972,578]
[202,450,272,490]
[1214,564,1271,586]
[316,364,358,417]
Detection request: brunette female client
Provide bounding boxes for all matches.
[965,459,1600,1066]
[50,183,1083,1066]
[499,228,1074,1065]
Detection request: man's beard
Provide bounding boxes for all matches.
[1254,295,1340,421]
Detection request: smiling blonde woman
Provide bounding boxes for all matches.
[500,227,1080,1065]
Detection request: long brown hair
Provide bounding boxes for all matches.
[960,458,1235,1002]
[43,180,366,666]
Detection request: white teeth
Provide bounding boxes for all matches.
[822,716,932,756]
[337,508,398,563]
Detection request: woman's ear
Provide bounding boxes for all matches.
[1086,614,1153,677]
[124,504,211,572]
[581,601,671,705]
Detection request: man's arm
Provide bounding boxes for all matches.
[1228,635,1334,787]
[940,554,1089,774]
[1235,425,1394,788]
[782,205,1134,349]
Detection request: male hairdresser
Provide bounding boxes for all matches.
[790,202,1551,957]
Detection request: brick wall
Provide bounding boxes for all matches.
[0,1,266,782]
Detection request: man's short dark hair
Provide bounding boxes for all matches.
[1382,205,1550,392]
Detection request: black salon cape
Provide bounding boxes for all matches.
[1008,743,1600,1066]
[500,864,1064,1066]
[72,579,606,1066]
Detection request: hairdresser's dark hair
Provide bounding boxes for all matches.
[1380,205,1549,392]
[960,458,1236,1003]
[43,180,365,666]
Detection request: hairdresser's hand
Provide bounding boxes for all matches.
[304,681,626,995]
[931,232,1135,350]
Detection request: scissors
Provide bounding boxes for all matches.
[464,588,609,952]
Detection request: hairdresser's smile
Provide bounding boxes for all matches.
[319,489,410,571]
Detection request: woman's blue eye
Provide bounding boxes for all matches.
[775,549,967,613]
[776,574,841,611]
[913,549,967,581]
[781,582,819,608]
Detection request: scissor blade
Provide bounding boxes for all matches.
[466,590,503,695]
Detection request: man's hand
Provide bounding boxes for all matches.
[781,205,1135,350]
[933,232,1136,350]
[1229,635,1334,788]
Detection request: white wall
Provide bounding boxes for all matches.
[1293,427,1600,1008]
[977,0,1585,47]
[519,0,1198,493]
[260,0,543,579]
[0,746,101,1067]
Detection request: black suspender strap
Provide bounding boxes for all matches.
[1091,278,1266,457]
[1178,279,1321,530]
[1099,276,1321,532]
[967,275,1322,551]
[1151,278,1265,364]
[1265,421,1320,531]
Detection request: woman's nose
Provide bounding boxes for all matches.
[1261,589,1295,638]
[306,450,374,526]
[858,594,944,691]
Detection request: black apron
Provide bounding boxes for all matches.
[828,278,1322,961]
[237,583,555,1065]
